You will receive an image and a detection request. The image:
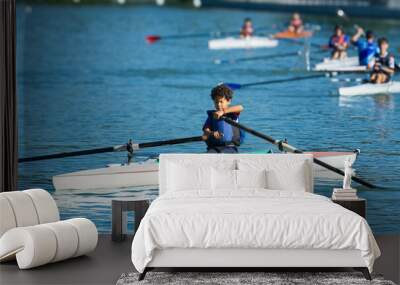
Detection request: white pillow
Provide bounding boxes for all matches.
[236,169,268,189]
[167,162,212,191]
[212,168,237,190]
[266,162,308,191]
[238,159,311,192]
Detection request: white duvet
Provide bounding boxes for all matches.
[131,190,380,273]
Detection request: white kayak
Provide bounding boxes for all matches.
[339,81,400,96]
[315,65,367,72]
[314,57,367,72]
[322,56,359,65]
[208,36,278,50]
[52,151,358,191]
[310,151,357,172]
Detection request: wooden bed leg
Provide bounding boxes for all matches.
[354,267,372,280]
[138,268,148,281]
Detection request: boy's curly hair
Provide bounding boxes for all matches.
[378,37,388,45]
[210,84,233,101]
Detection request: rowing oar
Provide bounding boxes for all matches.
[214,51,302,65]
[146,25,274,44]
[224,118,377,188]
[331,77,363,83]
[146,32,217,44]
[226,74,326,90]
[275,37,326,50]
[215,47,329,65]
[147,29,254,44]
[336,9,361,35]
[221,116,376,188]
[18,136,203,163]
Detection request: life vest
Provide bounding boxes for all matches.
[375,52,395,69]
[291,19,302,28]
[330,35,348,46]
[205,110,244,147]
[241,25,253,37]
[374,52,396,76]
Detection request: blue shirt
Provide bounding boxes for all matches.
[353,39,379,66]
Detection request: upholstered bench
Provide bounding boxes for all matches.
[0,189,98,269]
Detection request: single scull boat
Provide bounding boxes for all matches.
[273,30,312,39]
[208,36,278,50]
[313,57,368,72]
[339,81,400,96]
[53,151,358,191]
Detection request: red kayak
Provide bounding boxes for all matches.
[273,30,313,39]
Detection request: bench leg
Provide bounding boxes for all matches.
[138,268,148,281]
[354,267,371,280]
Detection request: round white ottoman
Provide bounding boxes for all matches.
[0,218,98,269]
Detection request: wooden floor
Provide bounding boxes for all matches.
[1,234,399,285]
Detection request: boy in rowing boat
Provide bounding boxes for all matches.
[329,25,349,60]
[288,13,304,34]
[369,38,396,84]
[202,84,244,153]
[240,18,254,38]
[351,27,379,68]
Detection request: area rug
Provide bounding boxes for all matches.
[116,271,395,285]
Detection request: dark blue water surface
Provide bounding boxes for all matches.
[17,4,400,233]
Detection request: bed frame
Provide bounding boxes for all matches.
[136,154,373,281]
[139,248,371,280]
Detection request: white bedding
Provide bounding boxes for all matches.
[131,190,380,273]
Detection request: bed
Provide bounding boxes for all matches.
[131,154,380,280]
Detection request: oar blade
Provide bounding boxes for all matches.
[146,35,161,44]
[225,83,242,90]
[319,44,330,50]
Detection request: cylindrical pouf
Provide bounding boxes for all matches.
[42,221,79,263]
[65,218,98,257]
[23,189,60,224]
[0,226,57,269]
[0,196,17,237]
[1,192,39,227]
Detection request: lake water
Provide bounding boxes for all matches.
[16,3,400,233]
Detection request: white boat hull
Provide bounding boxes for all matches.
[52,152,357,191]
[309,152,357,172]
[208,36,278,50]
[339,82,400,96]
[314,57,367,72]
[322,56,359,65]
[316,66,367,72]
[52,160,159,191]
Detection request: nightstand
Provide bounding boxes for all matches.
[112,199,150,242]
[332,198,366,218]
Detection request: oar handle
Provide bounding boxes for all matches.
[221,116,377,189]
[221,116,275,144]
